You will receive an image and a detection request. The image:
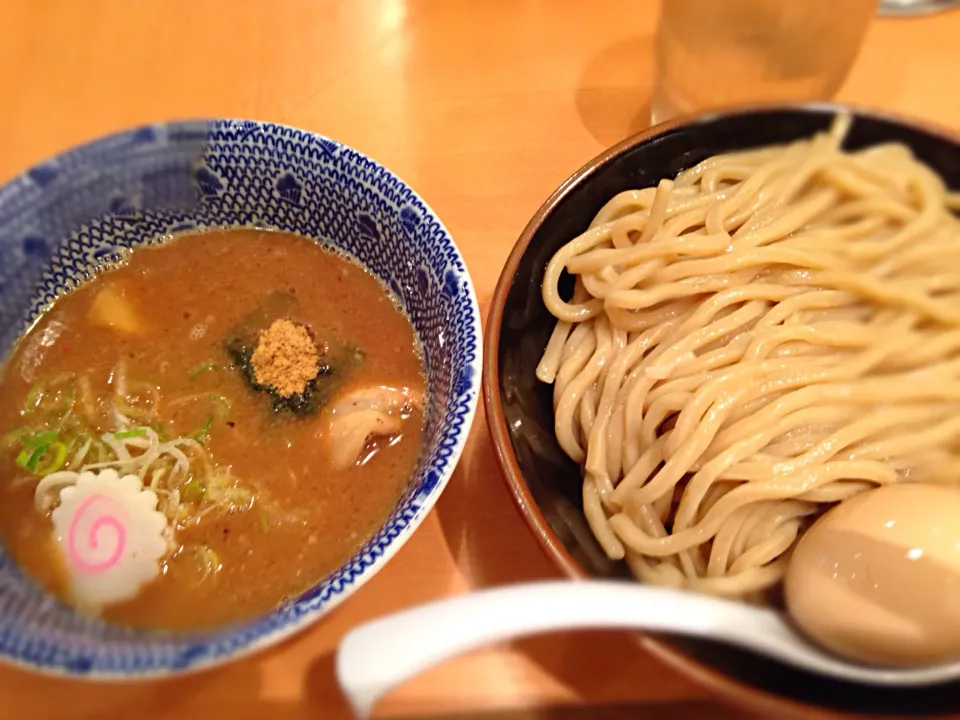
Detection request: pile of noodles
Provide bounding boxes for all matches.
[537,115,960,600]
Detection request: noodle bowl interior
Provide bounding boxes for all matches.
[0,229,426,630]
[538,115,960,602]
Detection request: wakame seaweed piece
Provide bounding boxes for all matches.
[265,362,334,416]
[224,340,334,418]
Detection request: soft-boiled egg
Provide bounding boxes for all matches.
[785,483,960,667]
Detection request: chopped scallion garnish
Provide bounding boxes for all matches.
[113,428,148,439]
[181,479,205,502]
[23,384,43,413]
[22,430,58,449]
[192,415,214,443]
[151,422,169,442]
[34,442,67,476]
[15,447,40,471]
[195,545,221,580]
[209,394,232,413]
[190,362,218,380]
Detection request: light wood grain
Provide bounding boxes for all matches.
[0,2,958,718]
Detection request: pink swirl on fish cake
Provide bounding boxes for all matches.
[66,493,127,573]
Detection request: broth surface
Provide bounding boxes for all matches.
[0,229,425,629]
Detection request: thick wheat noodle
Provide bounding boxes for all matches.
[536,114,960,600]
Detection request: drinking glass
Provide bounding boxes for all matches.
[651,0,879,125]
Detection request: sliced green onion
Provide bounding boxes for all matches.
[195,545,221,580]
[23,384,43,413]
[113,428,148,439]
[34,442,67,476]
[258,509,270,534]
[61,386,75,411]
[151,422,169,442]
[192,415,214,443]
[22,430,58,449]
[209,394,232,413]
[190,362,218,380]
[181,479,205,502]
[65,435,91,468]
[207,394,233,423]
[15,447,40,471]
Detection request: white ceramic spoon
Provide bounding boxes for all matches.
[336,580,960,718]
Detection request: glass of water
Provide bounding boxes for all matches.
[651,0,879,125]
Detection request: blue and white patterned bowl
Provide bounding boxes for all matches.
[0,120,481,677]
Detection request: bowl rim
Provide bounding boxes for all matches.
[0,117,483,679]
[482,101,960,720]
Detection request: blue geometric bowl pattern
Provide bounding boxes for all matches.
[0,120,481,677]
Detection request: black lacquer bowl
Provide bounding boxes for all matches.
[483,105,960,719]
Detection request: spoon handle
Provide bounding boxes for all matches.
[335,580,768,717]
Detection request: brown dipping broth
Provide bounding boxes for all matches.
[0,229,425,630]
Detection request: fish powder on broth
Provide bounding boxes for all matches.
[0,229,426,630]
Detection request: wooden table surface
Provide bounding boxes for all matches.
[1,1,959,718]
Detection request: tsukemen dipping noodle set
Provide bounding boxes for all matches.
[4,102,960,717]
